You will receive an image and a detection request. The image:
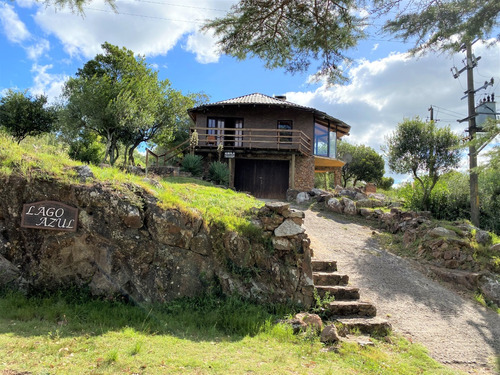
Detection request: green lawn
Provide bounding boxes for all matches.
[0,292,461,375]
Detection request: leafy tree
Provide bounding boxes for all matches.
[203,0,364,84]
[0,90,57,144]
[378,176,394,190]
[203,0,498,82]
[62,42,168,166]
[385,117,461,210]
[379,0,500,54]
[337,141,385,187]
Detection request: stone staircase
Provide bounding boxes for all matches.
[312,259,391,336]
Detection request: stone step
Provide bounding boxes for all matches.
[335,317,392,336]
[311,259,338,272]
[324,301,377,318]
[313,272,349,286]
[315,285,360,300]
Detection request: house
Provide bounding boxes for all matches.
[187,93,350,199]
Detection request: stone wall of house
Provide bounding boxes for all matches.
[295,155,315,191]
[0,173,314,307]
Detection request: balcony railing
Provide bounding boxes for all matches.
[191,127,312,155]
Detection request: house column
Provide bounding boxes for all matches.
[290,154,296,189]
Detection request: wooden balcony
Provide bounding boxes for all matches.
[191,127,312,155]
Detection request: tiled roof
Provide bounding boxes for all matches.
[209,93,311,109]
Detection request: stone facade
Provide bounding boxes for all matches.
[0,174,314,307]
[294,155,315,191]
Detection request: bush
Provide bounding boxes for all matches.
[181,154,203,176]
[378,177,394,190]
[208,161,229,186]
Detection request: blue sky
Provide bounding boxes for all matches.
[1,0,499,182]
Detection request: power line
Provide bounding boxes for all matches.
[83,6,207,23]
[129,0,229,12]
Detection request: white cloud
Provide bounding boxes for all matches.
[371,43,379,52]
[184,29,221,64]
[30,64,68,102]
[286,41,500,182]
[26,39,50,60]
[0,3,31,44]
[33,0,234,60]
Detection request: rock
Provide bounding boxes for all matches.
[339,189,357,199]
[283,209,305,219]
[0,254,21,285]
[355,192,367,200]
[356,199,384,208]
[479,276,500,306]
[491,243,500,253]
[368,193,386,201]
[274,219,305,237]
[429,266,481,290]
[265,202,290,215]
[121,204,143,229]
[359,208,372,218]
[475,230,492,246]
[429,227,458,238]
[272,237,293,250]
[342,197,357,215]
[310,188,327,197]
[296,192,311,204]
[142,177,162,189]
[320,324,340,343]
[73,165,94,182]
[294,313,323,333]
[326,198,343,214]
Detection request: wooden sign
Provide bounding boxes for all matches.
[21,201,78,232]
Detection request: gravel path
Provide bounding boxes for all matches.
[300,206,500,374]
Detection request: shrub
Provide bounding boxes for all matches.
[378,177,394,190]
[181,154,203,176]
[208,161,229,186]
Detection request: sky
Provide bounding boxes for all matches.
[0,0,499,183]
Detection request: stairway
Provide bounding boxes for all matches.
[312,259,391,336]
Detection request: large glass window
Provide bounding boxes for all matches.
[314,123,328,156]
[314,121,337,158]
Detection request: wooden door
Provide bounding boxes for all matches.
[234,159,289,199]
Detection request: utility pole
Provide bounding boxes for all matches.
[428,105,434,121]
[465,44,480,227]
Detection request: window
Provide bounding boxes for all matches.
[314,121,337,158]
[207,117,243,147]
[278,120,293,143]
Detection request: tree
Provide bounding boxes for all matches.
[203,0,365,84]
[0,90,57,144]
[385,117,461,210]
[337,141,385,187]
[379,0,500,54]
[62,42,168,166]
[203,0,498,82]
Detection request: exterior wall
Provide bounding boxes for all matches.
[295,155,315,191]
[193,106,315,148]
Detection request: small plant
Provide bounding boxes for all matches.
[208,161,229,186]
[311,289,335,317]
[130,341,143,356]
[105,349,119,363]
[181,154,203,176]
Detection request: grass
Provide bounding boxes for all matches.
[0,133,263,233]
[0,290,462,375]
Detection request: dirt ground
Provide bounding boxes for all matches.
[300,205,500,374]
